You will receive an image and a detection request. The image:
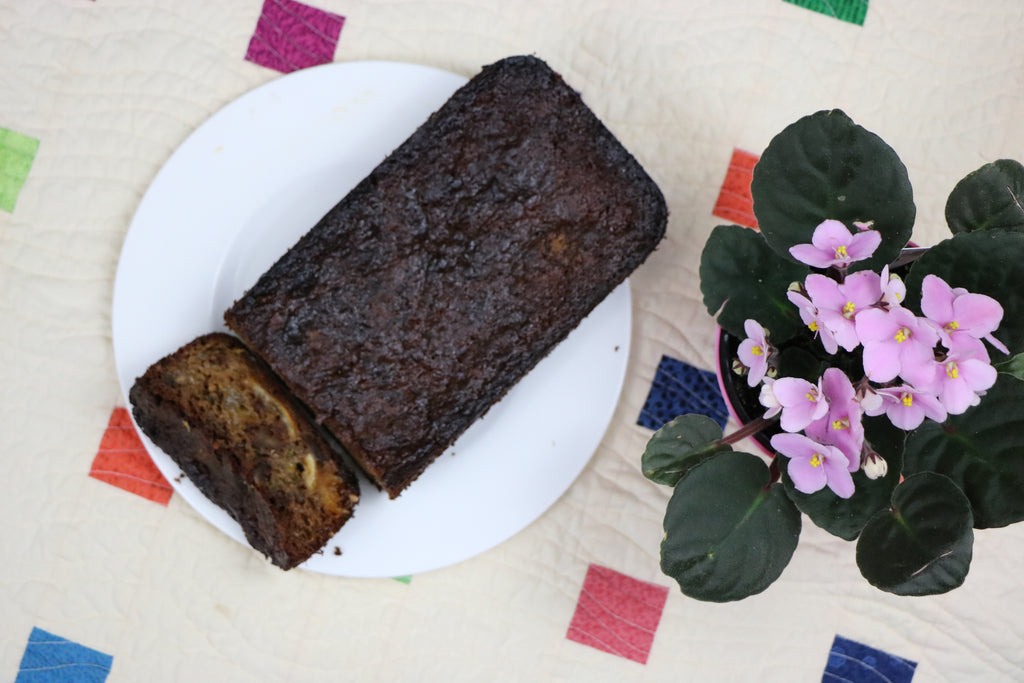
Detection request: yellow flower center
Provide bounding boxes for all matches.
[832,418,850,431]
[808,321,819,332]
[901,392,913,407]
[842,301,856,319]
[834,245,849,259]
[894,327,911,343]
[810,453,823,468]
[946,320,960,331]
[751,345,763,356]
[947,362,959,379]
[805,387,820,402]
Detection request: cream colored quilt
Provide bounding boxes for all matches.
[3,1,1024,680]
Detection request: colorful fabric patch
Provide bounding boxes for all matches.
[566,564,669,665]
[783,0,869,26]
[245,0,345,74]
[712,148,759,229]
[638,354,728,431]
[0,127,40,213]
[16,627,113,683]
[90,407,173,506]
[824,635,917,682]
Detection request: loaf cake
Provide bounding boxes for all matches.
[225,55,668,498]
[129,333,360,569]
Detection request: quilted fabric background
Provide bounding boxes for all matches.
[2,1,1024,681]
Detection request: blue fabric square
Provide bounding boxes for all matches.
[16,627,113,683]
[823,635,917,683]
[637,354,728,431]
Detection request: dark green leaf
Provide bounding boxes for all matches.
[945,159,1024,234]
[779,415,905,541]
[995,353,1024,382]
[856,473,973,596]
[751,109,915,272]
[699,224,808,341]
[904,230,1024,355]
[661,451,801,602]
[642,414,731,486]
[774,343,825,383]
[903,374,1024,528]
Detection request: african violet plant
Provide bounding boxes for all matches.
[643,109,1024,602]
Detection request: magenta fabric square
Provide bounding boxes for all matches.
[245,0,345,74]
[566,564,670,664]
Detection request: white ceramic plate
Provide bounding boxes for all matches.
[112,61,632,577]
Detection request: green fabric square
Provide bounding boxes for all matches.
[783,0,868,26]
[0,127,40,213]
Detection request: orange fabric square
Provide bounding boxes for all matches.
[90,407,173,505]
[712,148,760,229]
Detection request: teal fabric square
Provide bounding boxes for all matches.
[784,0,869,26]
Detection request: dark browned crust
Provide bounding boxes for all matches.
[225,55,668,498]
[129,333,360,569]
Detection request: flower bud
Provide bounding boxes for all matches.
[861,452,888,480]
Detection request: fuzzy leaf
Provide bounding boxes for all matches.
[945,159,1024,234]
[700,224,808,341]
[903,374,1024,528]
[751,109,915,272]
[779,416,905,541]
[995,353,1024,382]
[904,230,1024,355]
[642,414,731,486]
[856,473,973,596]
[774,344,826,383]
[661,451,801,602]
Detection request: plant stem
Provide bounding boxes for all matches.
[720,416,777,446]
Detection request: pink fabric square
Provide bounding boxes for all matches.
[245,0,345,74]
[713,148,760,229]
[566,564,670,665]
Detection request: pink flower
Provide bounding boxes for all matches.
[737,319,772,387]
[856,383,884,413]
[787,289,840,354]
[772,376,829,433]
[804,368,863,469]
[770,432,855,498]
[864,385,947,431]
[878,265,906,308]
[804,271,881,352]
[789,219,882,269]
[920,274,1009,355]
[926,350,998,415]
[759,377,781,418]
[855,307,939,384]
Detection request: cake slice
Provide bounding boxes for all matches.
[129,333,360,569]
[225,55,668,498]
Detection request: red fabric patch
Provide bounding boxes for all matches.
[90,407,173,506]
[712,148,760,229]
[566,564,669,664]
[245,0,345,74]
